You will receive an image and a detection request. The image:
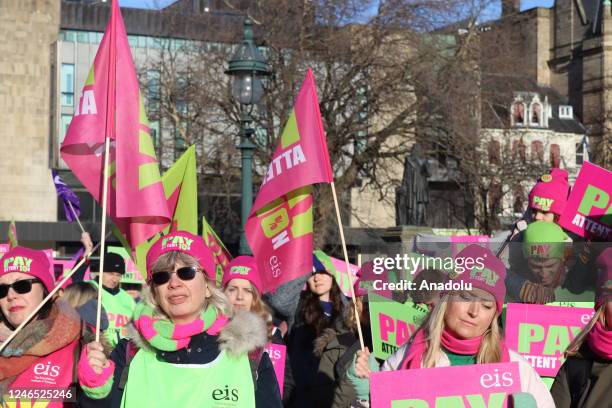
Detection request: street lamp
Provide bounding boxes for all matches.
[226,17,271,255]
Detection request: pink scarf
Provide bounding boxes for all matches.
[400,329,510,369]
[586,320,612,360]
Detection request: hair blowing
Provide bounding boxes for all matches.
[300,276,344,336]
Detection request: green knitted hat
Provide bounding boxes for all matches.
[522,221,571,259]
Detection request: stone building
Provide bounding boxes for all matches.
[0,0,61,247]
[485,0,612,167]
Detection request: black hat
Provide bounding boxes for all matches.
[96,252,126,274]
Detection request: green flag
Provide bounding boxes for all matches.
[133,146,199,278]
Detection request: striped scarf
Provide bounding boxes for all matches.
[132,302,228,351]
[0,300,81,394]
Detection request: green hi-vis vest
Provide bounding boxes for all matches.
[121,348,256,408]
[89,281,136,347]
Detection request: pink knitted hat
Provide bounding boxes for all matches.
[222,256,263,294]
[528,168,570,216]
[0,246,54,292]
[146,231,217,281]
[451,245,507,314]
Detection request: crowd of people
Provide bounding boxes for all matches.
[0,167,610,408]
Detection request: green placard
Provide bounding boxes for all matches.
[368,293,429,360]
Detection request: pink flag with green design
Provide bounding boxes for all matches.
[60,0,170,248]
[246,69,333,293]
[202,216,232,287]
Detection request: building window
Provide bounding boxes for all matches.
[530,102,542,126]
[488,140,501,165]
[576,142,584,165]
[550,144,561,168]
[61,64,75,107]
[60,114,72,144]
[77,31,89,43]
[150,120,160,146]
[559,105,573,119]
[147,70,161,113]
[531,140,544,162]
[513,185,524,214]
[512,139,527,163]
[511,102,525,126]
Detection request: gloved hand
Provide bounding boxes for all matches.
[520,281,555,304]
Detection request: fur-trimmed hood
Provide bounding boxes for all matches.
[127,304,268,357]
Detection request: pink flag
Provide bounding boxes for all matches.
[60,0,170,248]
[246,69,333,293]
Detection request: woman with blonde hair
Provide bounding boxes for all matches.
[77,231,281,407]
[350,245,554,407]
[551,247,612,408]
[223,256,291,406]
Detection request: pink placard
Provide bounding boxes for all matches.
[264,343,286,396]
[558,162,612,241]
[0,244,8,257]
[505,303,593,377]
[371,363,521,408]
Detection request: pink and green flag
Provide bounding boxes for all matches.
[7,220,17,249]
[60,0,170,248]
[202,216,232,287]
[133,146,200,278]
[246,69,333,293]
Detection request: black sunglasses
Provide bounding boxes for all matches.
[150,266,200,286]
[0,278,41,299]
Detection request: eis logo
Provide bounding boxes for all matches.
[212,385,239,404]
[32,361,61,385]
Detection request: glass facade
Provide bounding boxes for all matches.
[60,63,74,107]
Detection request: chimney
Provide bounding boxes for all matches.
[501,0,520,17]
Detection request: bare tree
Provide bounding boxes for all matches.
[143,0,544,242]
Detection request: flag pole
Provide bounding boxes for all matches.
[330,181,365,350]
[95,0,118,342]
[95,138,111,342]
[0,235,108,353]
[67,200,86,234]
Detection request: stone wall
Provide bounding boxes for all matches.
[0,0,60,222]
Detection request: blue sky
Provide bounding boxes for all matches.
[521,0,555,10]
[118,0,176,8]
[119,0,556,12]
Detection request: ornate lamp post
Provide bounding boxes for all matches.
[226,17,271,255]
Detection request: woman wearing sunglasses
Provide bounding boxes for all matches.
[349,245,554,407]
[78,231,281,408]
[0,246,84,407]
